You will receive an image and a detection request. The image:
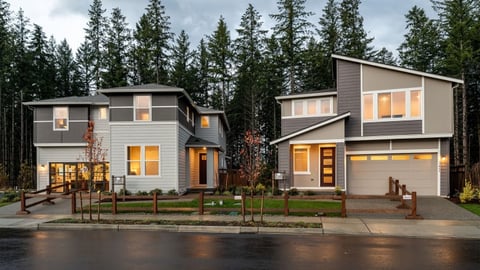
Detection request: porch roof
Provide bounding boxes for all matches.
[186,136,224,151]
[270,111,350,145]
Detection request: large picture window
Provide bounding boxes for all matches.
[127,145,160,176]
[134,95,151,121]
[363,89,421,121]
[293,147,309,174]
[53,107,69,130]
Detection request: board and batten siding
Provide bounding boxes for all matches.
[110,123,178,192]
[36,147,87,191]
[336,60,361,137]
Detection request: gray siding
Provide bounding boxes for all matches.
[178,126,191,193]
[336,143,345,189]
[110,95,132,106]
[110,108,133,121]
[152,94,176,106]
[440,138,450,196]
[70,107,88,120]
[110,124,178,192]
[277,141,291,188]
[152,107,177,121]
[195,115,220,144]
[35,107,52,121]
[34,106,88,144]
[337,60,361,137]
[363,120,422,136]
[281,116,331,135]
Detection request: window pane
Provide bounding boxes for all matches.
[392,92,405,118]
[363,94,373,120]
[135,96,150,121]
[350,156,367,161]
[135,95,150,107]
[414,154,432,160]
[371,155,388,161]
[128,146,141,160]
[321,99,331,114]
[145,146,159,161]
[392,155,410,160]
[145,161,159,175]
[294,101,303,116]
[99,107,107,120]
[378,93,391,119]
[201,116,209,128]
[410,90,421,117]
[54,107,68,130]
[294,148,308,172]
[307,100,316,115]
[128,161,141,175]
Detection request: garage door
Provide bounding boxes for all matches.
[347,154,437,195]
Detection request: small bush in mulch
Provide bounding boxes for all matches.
[48,218,322,228]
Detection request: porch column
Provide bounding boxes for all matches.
[185,148,190,187]
[207,148,214,188]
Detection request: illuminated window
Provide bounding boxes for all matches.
[134,95,151,121]
[378,93,391,119]
[187,107,190,123]
[293,98,333,116]
[99,107,107,120]
[371,155,388,161]
[144,146,159,176]
[363,94,373,120]
[294,101,303,116]
[392,92,405,118]
[307,100,316,115]
[127,146,141,175]
[414,154,432,160]
[294,147,309,173]
[392,155,410,160]
[320,99,331,114]
[201,116,209,128]
[410,90,421,118]
[53,107,69,130]
[350,156,367,161]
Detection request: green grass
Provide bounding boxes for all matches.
[459,203,480,216]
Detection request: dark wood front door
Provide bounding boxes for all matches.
[320,147,335,187]
[199,153,207,185]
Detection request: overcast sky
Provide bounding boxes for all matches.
[6,0,436,56]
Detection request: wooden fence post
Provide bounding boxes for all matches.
[16,191,30,215]
[153,192,158,214]
[283,192,289,216]
[71,192,76,214]
[341,191,347,217]
[406,192,423,219]
[394,180,399,195]
[386,177,394,195]
[112,192,117,215]
[241,191,246,222]
[199,191,204,215]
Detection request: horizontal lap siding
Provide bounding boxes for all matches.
[110,124,178,192]
[178,126,191,193]
[195,115,219,144]
[363,120,422,136]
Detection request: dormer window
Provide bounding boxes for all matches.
[134,95,151,121]
[53,107,68,131]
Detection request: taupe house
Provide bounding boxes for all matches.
[271,55,463,196]
[25,84,229,194]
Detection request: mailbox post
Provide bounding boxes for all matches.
[112,175,126,201]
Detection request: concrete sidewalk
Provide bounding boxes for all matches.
[1,196,479,239]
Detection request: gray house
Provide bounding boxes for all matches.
[271,55,463,196]
[25,84,229,194]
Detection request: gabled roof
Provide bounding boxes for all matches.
[332,54,464,84]
[186,136,224,151]
[23,94,109,106]
[270,112,351,145]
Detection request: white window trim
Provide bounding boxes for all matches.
[134,94,152,121]
[53,106,69,131]
[290,97,335,118]
[125,144,161,177]
[293,146,310,175]
[362,87,423,123]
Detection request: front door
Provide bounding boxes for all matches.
[320,147,335,187]
[199,153,207,185]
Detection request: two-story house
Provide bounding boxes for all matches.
[25,84,229,194]
[271,55,463,196]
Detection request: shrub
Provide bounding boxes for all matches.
[304,190,316,196]
[1,190,20,203]
[149,188,162,195]
[118,189,131,196]
[222,190,232,196]
[288,188,299,196]
[135,190,148,196]
[167,189,178,196]
[334,186,342,195]
[460,180,476,203]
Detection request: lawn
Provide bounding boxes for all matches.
[459,203,480,216]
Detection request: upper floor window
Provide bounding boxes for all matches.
[53,107,68,131]
[292,98,333,117]
[99,107,107,120]
[134,95,151,121]
[363,89,421,121]
[201,116,209,128]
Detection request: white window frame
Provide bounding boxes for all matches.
[134,95,151,121]
[53,106,69,131]
[293,146,310,174]
[291,97,334,117]
[126,145,160,177]
[362,88,423,122]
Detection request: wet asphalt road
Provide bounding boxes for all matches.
[1,229,479,270]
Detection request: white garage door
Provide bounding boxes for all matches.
[347,153,437,196]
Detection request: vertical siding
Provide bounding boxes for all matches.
[337,60,361,137]
[178,126,191,193]
[336,143,345,189]
[440,138,450,196]
[110,124,178,193]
